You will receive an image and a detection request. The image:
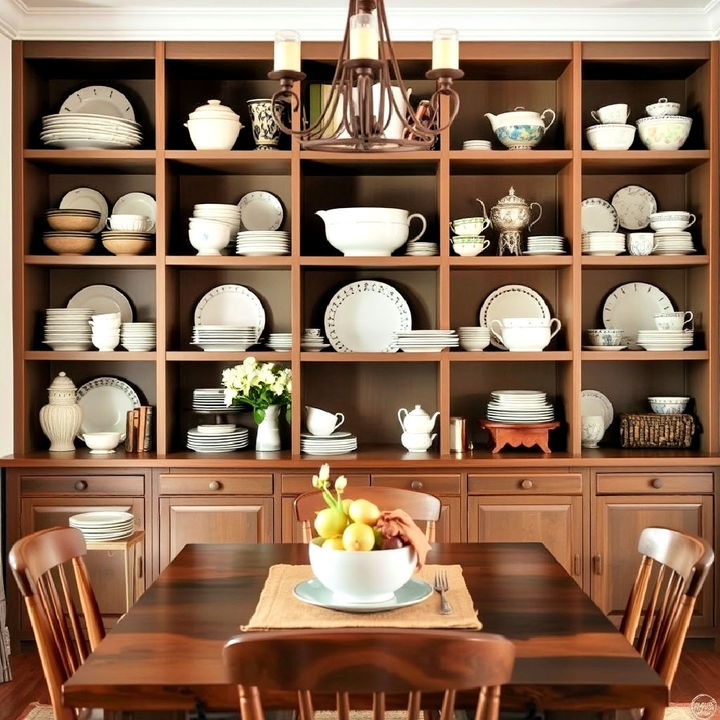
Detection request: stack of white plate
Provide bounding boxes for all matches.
[302,329,330,352]
[267,332,291,351]
[191,325,258,351]
[653,230,695,255]
[458,326,491,351]
[69,511,134,541]
[121,322,156,351]
[636,329,694,351]
[525,235,565,255]
[486,390,554,424]
[186,425,249,453]
[192,388,246,413]
[395,330,459,352]
[582,232,626,256]
[236,230,290,256]
[463,140,492,150]
[41,115,142,149]
[193,204,241,235]
[301,431,358,455]
[43,307,92,350]
[405,240,438,256]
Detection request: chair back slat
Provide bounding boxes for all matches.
[224,629,514,720]
[620,526,714,692]
[295,488,442,543]
[9,526,106,720]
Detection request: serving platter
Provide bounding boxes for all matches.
[581,389,614,430]
[193,285,266,340]
[479,284,551,349]
[67,284,134,323]
[76,376,141,436]
[602,282,673,348]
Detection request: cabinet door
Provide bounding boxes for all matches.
[468,496,582,584]
[592,495,714,630]
[19,497,145,632]
[159,497,273,569]
[436,496,463,543]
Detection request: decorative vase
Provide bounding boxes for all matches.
[581,415,605,449]
[39,371,82,452]
[256,404,281,451]
[247,99,289,151]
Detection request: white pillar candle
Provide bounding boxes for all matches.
[349,13,379,60]
[274,30,301,73]
[432,28,459,70]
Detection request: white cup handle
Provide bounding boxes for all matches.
[541,108,556,129]
[407,213,427,243]
[398,407,408,430]
[529,202,543,231]
[480,216,492,233]
[549,318,562,340]
[480,238,491,253]
[489,319,505,347]
[334,412,345,431]
[684,311,694,328]
[686,213,696,228]
[590,110,600,123]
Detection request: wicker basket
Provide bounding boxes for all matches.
[619,413,695,449]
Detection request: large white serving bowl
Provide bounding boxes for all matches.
[322,220,411,256]
[184,117,241,150]
[308,540,416,603]
[636,116,692,151]
[586,123,636,150]
[318,207,412,224]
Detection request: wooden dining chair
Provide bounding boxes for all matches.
[619,526,714,718]
[223,628,515,720]
[9,526,105,720]
[294,488,442,542]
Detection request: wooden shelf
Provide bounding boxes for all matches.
[166,256,292,268]
[167,351,289,362]
[300,151,440,174]
[300,352,442,362]
[581,350,709,361]
[165,150,291,174]
[25,351,157,361]
[450,256,573,269]
[581,150,710,173]
[300,256,440,267]
[25,255,157,267]
[581,255,707,268]
[23,149,156,172]
[449,149,573,173]
[450,351,572,362]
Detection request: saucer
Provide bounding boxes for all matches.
[582,345,628,351]
[293,577,432,613]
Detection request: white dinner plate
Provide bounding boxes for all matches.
[602,282,673,348]
[67,285,134,323]
[113,193,157,233]
[60,85,136,121]
[59,187,109,233]
[479,285,551,349]
[238,191,284,231]
[324,280,411,353]
[581,389,614,430]
[611,185,657,230]
[581,198,619,233]
[76,376,141,436]
[193,285,265,340]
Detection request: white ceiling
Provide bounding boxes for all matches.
[0,0,718,39]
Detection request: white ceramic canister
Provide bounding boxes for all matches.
[39,371,82,452]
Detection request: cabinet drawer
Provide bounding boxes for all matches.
[158,474,272,495]
[469,473,582,495]
[20,474,145,496]
[372,474,461,494]
[281,474,370,494]
[596,473,713,494]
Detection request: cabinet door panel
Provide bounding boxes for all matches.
[159,497,273,569]
[468,496,582,583]
[436,496,463,543]
[592,495,714,630]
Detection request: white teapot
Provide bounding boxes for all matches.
[398,405,440,434]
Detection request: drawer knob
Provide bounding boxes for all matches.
[520,479,534,490]
[74,480,88,491]
[410,480,423,491]
[208,480,222,491]
[651,478,664,489]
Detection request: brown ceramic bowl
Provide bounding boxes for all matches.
[102,238,152,256]
[46,211,101,232]
[43,233,96,255]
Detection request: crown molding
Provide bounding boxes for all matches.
[0,2,717,41]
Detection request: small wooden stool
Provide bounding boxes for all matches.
[480,420,560,454]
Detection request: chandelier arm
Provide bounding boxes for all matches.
[426,85,461,134]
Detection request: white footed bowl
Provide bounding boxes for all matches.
[185,117,241,150]
[82,431,122,451]
[637,116,692,151]
[309,540,416,603]
[586,123,636,151]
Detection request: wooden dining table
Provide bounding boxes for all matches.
[62,542,668,715]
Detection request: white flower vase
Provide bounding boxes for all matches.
[256,404,281,451]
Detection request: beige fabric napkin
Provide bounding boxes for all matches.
[242,564,482,631]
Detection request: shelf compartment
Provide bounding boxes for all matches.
[449,150,572,174]
[165,150,291,174]
[449,351,572,362]
[25,351,156,361]
[23,150,157,173]
[581,150,709,173]
[449,256,573,269]
[581,351,709,361]
[167,351,288,362]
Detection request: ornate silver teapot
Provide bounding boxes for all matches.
[485,186,542,256]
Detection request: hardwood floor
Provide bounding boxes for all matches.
[1,642,718,720]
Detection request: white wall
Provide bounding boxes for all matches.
[0,34,11,457]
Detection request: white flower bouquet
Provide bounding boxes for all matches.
[221,357,292,424]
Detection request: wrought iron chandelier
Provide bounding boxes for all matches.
[267,0,463,152]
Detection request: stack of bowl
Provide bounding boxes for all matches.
[450,216,491,257]
[457,326,491,351]
[189,203,240,256]
[101,213,154,256]
[184,99,244,151]
[586,103,635,150]
[637,98,692,151]
[301,328,330,352]
[44,208,101,255]
[121,322,156,351]
[649,211,696,255]
[90,312,121,352]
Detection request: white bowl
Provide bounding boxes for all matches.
[184,117,242,151]
[636,116,692,151]
[318,207,412,224]
[586,123,636,151]
[308,540,416,603]
[81,431,123,451]
[189,222,232,256]
[645,99,681,117]
[323,221,410,257]
[452,242,487,257]
[107,214,152,232]
[586,328,625,346]
[460,337,490,351]
[648,396,690,414]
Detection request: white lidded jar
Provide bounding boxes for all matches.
[39,371,82,452]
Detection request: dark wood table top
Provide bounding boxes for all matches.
[63,543,667,712]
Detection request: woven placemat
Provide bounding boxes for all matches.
[242,564,482,631]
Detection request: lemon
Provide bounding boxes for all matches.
[322,536,345,550]
[342,522,375,551]
[341,498,354,515]
[314,508,348,539]
[348,498,381,525]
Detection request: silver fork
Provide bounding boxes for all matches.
[433,569,453,615]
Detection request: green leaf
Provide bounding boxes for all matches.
[253,407,266,425]
[285,404,292,423]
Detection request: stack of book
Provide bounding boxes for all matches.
[125,406,154,452]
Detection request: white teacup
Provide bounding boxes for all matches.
[305,405,345,436]
[627,232,656,256]
[490,318,561,351]
[591,103,630,124]
[304,328,322,337]
[107,214,152,232]
[654,311,693,331]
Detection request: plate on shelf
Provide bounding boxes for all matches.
[324,280,411,353]
[581,389,614,430]
[60,85,136,121]
[582,345,628,351]
[67,284,134,323]
[112,193,157,233]
[602,282,673,348]
[238,191,284,231]
[59,187,109,233]
[611,185,657,230]
[193,285,265,339]
[293,577,432,613]
[76,376,141,437]
[581,198,619,234]
[479,285,551,350]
